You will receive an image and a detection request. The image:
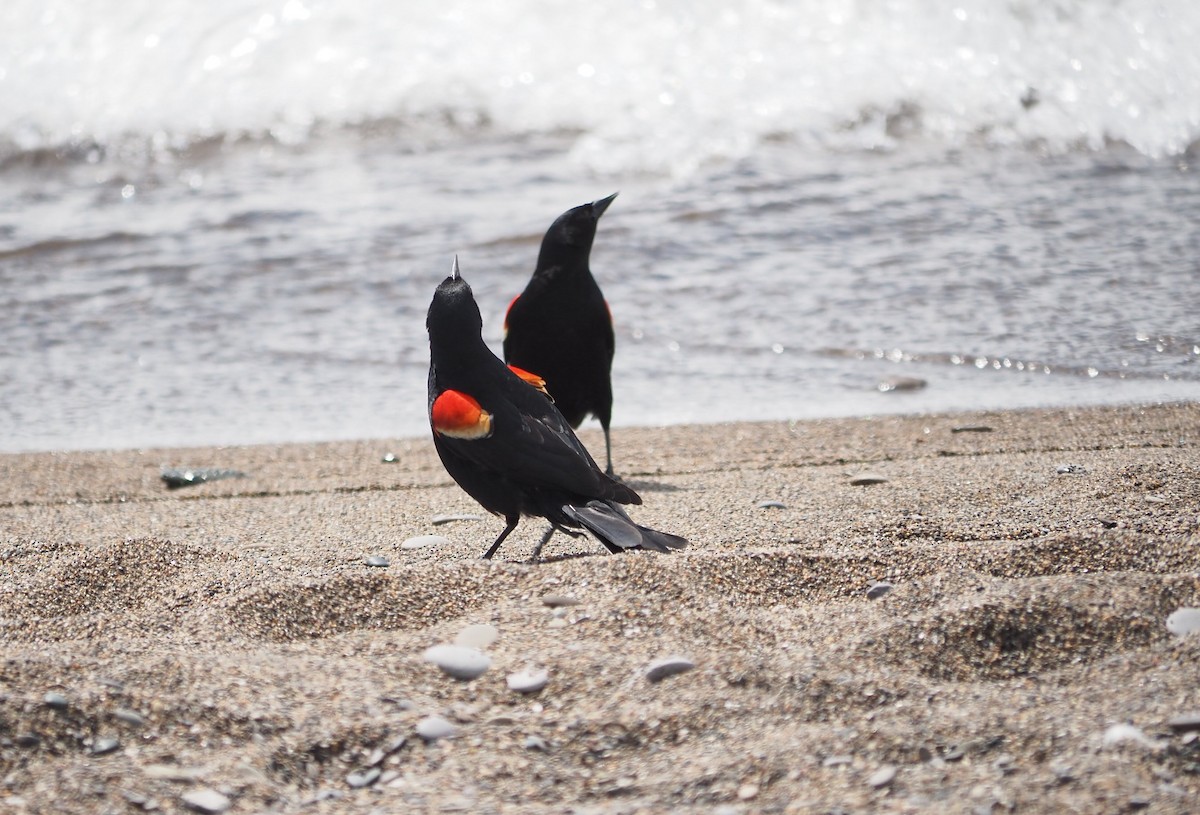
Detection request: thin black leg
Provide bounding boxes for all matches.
[483,516,519,559]
[528,525,556,563]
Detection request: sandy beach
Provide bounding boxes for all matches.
[2,401,1199,814]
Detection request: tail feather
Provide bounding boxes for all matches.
[562,501,688,554]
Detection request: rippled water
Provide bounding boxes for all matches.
[3,1,1199,452]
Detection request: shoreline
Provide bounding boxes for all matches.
[2,401,1199,813]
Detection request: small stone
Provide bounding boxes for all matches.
[849,473,889,486]
[737,783,759,800]
[43,691,69,710]
[431,513,483,525]
[523,735,549,751]
[161,467,246,490]
[1102,723,1164,751]
[1056,463,1086,474]
[416,715,457,742]
[507,668,550,694]
[542,594,580,608]
[644,656,695,683]
[878,376,926,392]
[113,708,146,727]
[181,788,230,814]
[423,645,491,680]
[1166,608,1200,636]
[951,424,993,433]
[822,755,852,768]
[402,535,449,550]
[1167,713,1200,733]
[15,733,40,748]
[757,500,786,509]
[454,623,499,649]
[144,765,207,782]
[381,453,397,463]
[92,737,120,755]
[868,765,897,788]
[364,555,390,567]
[346,768,381,789]
[546,617,568,629]
[866,581,894,600]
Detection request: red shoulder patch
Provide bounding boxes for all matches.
[431,390,493,440]
[502,295,520,335]
[507,364,552,399]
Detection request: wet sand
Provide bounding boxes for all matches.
[2,402,1199,814]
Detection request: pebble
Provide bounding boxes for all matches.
[523,735,550,751]
[951,424,994,433]
[364,555,390,568]
[431,513,484,525]
[1056,463,1086,474]
[1165,607,1200,636]
[866,581,894,600]
[43,691,69,710]
[423,644,491,680]
[145,765,208,782]
[402,535,449,550]
[542,594,580,608]
[113,708,146,727]
[644,656,696,683]
[181,788,231,814]
[454,623,499,650]
[878,376,926,392]
[507,668,550,694]
[849,473,889,486]
[345,767,381,789]
[868,765,897,788]
[757,500,786,509]
[1102,723,1164,751]
[1167,713,1200,733]
[15,734,40,748]
[416,715,457,742]
[822,755,853,768]
[737,783,759,800]
[381,452,397,463]
[160,467,246,490]
[91,737,120,755]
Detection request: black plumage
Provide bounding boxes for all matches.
[427,258,686,560]
[503,192,619,475]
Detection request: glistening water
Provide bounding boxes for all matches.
[3,0,1198,452]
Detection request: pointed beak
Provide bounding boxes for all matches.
[592,192,619,218]
[451,255,461,280]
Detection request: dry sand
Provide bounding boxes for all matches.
[2,402,1199,814]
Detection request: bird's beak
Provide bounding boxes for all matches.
[592,192,619,218]
[451,255,461,280]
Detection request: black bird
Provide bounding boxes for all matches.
[427,257,687,561]
[503,192,619,475]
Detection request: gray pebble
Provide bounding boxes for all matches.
[1168,713,1200,733]
[822,754,852,767]
[161,467,246,490]
[43,691,69,710]
[423,644,490,680]
[757,500,786,509]
[645,656,695,683]
[878,376,926,392]
[951,424,993,433]
[15,733,40,748]
[416,715,457,742]
[402,534,449,550]
[431,513,484,525]
[849,473,889,486]
[868,765,897,788]
[507,668,550,694]
[345,767,381,788]
[1056,463,1086,474]
[523,735,550,751]
[542,594,580,608]
[866,581,894,600]
[181,788,231,814]
[1166,608,1200,636]
[364,555,390,567]
[454,623,499,650]
[113,708,146,727]
[91,737,120,755]
[381,453,397,463]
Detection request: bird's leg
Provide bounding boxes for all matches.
[528,525,556,563]
[602,426,616,479]
[483,517,519,560]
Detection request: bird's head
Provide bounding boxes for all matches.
[427,256,483,342]
[542,192,618,252]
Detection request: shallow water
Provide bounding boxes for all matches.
[3,1,1199,452]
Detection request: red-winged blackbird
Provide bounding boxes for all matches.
[503,192,619,475]
[427,258,687,561]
